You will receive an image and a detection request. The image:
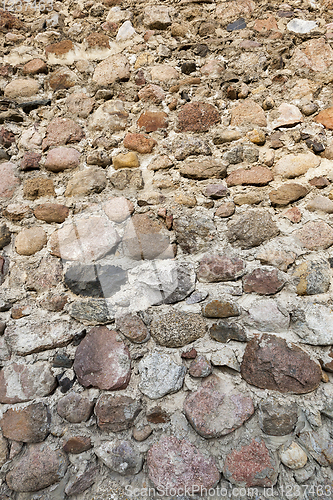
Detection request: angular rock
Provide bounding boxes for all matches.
[241,334,322,394]
[178,102,220,132]
[69,299,113,324]
[137,111,168,133]
[138,84,165,103]
[103,197,134,223]
[93,54,130,86]
[295,220,333,250]
[288,19,317,33]
[203,184,229,198]
[293,260,331,295]
[259,400,298,436]
[49,216,120,262]
[20,152,41,171]
[65,464,98,497]
[57,393,94,423]
[95,394,142,431]
[63,436,92,454]
[23,177,55,199]
[274,153,320,178]
[123,133,157,154]
[73,326,131,390]
[243,268,285,295]
[42,118,84,150]
[144,5,171,29]
[230,99,266,127]
[25,255,63,293]
[211,347,240,371]
[147,435,220,490]
[65,167,107,196]
[174,216,215,254]
[138,352,186,399]
[291,38,333,72]
[6,444,68,492]
[298,429,333,467]
[23,58,47,75]
[66,93,94,119]
[279,442,308,470]
[173,137,212,161]
[179,158,226,179]
[90,100,128,132]
[216,0,255,25]
[0,224,11,249]
[269,183,309,206]
[5,318,76,356]
[270,103,303,129]
[34,203,69,223]
[203,299,240,318]
[44,147,80,172]
[197,254,245,283]
[210,321,247,343]
[113,151,139,169]
[0,433,8,467]
[15,227,47,256]
[184,375,254,438]
[226,166,273,187]
[256,247,296,272]
[0,402,50,443]
[291,302,333,345]
[244,298,290,332]
[189,356,212,378]
[0,362,56,404]
[227,210,279,249]
[0,162,20,199]
[48,67,79,90]
[64,263,127,298]
[224,438,278,487]
[151,308,206,347]
[95,440,143,475]
[122,213,173,260]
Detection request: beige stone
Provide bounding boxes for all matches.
[274,153,320,178]
[4,79,40,99]
[150,65,179,82]
[15,227,47,256]
[93,54,130,86]
[113,152,139,169]
[279,442,307,470]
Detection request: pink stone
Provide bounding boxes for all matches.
[44,147,81,172]
[0,162,20,199]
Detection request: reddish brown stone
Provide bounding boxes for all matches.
[23,59,48,75]
[230,99,267,127]
[269,183,309,206]
[241,334,322,394]
[0,128,15,148]
[123,133,157,153]
[0,9,23,30]
[138,84,165,103]
[243,269,285,295]
[188,355,212,378]
[181,348,197,359]
[224,438,278,487]
[63,436,92,454]
[197,254,245,282]
[42,118,85,151]
[57,392,94,423]
[115,314,149,343]
[86,32,110,48]
[73,326,131,390]
[314,107,333,129]
[178,102,220,132]
[309,176,330,188]
[45,40,74,57]
[147,407,170,424]
[95,394,142,432]
[34,204,69,223]
[23,178,55,200]
[20,152,41,171]
[226,166,274,187]
[48,68,77,91]
[283,206,302,223]
[147,436,220,490]
[137,111,168,132]
[0,403,50,443]
[215,202,235,218]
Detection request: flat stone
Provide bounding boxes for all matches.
[103,197,134,223]
[42,118,84,150]
[291,302,333,345]
[287,19,317,33]
[179,159,226,179]
[0,402,50,443]
[259,400,298,436]
[95,394,142,431]
[73,326,131,390]
[174,216,215,254]
[0,162,20,199]
[314,106,333,129]
[184,375,254,438]
[230,99,267,127]
[224,438,278,487]
[123,133,157,153]
[90,100,128,132]
[69,299,113,324]
[150,64,179,82]
[211,347,240,371]
[307,196,333,214]
[215,202,235,218]
[64,263,127,298]
[137,111,168,132]
[0,362,56,404]
[65,167,107,197]
[226,166,273,187]
[34,203,69,223]
[45,40,74,57]
[203,184,229,198]
[244,298,290,332]
[269,103,303,129]
[15,227,47,256]
[49,216,120,262]
[269,183,309,206]
[95,440,143,475]
[23,58,47,75]
[256,248,296,271]
[65,464,98,497]
[197,254,245,283]
[66,93,94,119]
[227,17,246,31]
[23,177,55,199]
[178,102,220,132]
[44,147,80,172]
[274,153,320,178]
[116,314,149,343]
[298,429,333,467]
[241,334,322,394]
[151,308,206,347]
[295,220,333,250]
[113,152,139,169]
[6,444,68,492]
[138,352,186,399]
[93,54,130,86]
[122,213,172,260]
[147,435,220,490]
[144,5,171,29]
[4,79,40,99]
[293,260,331,295]
[279,442,308,469]
[20,152,41,171]
[243,268,285,295]
[4,318,76,355]
[63,436,92,454]
[203,299,240,318]
[292,38,333,72]
[227,209,279,249]
[189,355,212,378]
[57,392,94,423]
[138,84,165,103]
[210,321,247,343]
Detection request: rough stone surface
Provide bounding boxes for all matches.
[279,442,308,470]
[74,327,131,389]
[34,203,69,223]
[202,299,240,318]
[138,352,186,399]
[291,302,333,345]
[95,440,143,475]
[0,403,50,443]
[44,147,81,172]
[241,334,322,394]
[293,260,331,295]
[295,220,333,250]
[226,166,273,187]
[174,215,215,254]
[93,54,130,86]
[274,153,320,178]
[178,102,220,132]
[103,197,134,223]
[57,392,94,423]
[269,183,309,206]
[65,167,107,196]
[95,394,141,433]
[116,314,149,343]
[197,254,245,282]
[227,210,279,249]
[0,162,20,199]
[179,159,227,179]
[151,309,206,347]
[42,118,84,150]
[230,99,267,127]
[64,263,127,298]
[242,268,286,295]
[259,400,298,436]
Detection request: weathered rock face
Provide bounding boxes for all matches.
[197,254,245,282]
[150,309,206,347]
[241,334,322,393]
[242,268,286,295]
[184,375,254,438]
[291,302,333,345]
[147,436,220,490]
[259,400,298,436]
[64,263,127,297]
[95,394,142,432]
[0,403,50,443]
[138,352,186,399]
[73,327,131,390]
[95,440,143,475]
[227,210,279,249]
[57,392,94,423]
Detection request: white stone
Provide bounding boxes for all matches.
[279,442,308,469]
[292,302,333,345]
[90,100,128,132]
[106,7,132,23]
[211,348,240,372]
[138,352,186,399]
[244,298,290,332]
[116,21,136,42]
[287,19,317,34]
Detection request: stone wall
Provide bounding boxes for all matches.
[1,0,333,498]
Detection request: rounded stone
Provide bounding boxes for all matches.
[44,147,81,172]
[295,220,333,250]
[116,314,149,343]
[103,197,134,223]
[15,227,47,256]
[0,403,50,443]
[57,392,94,423]
[280,442,308,469]
[4,79,40,99]
[34,204,69,223]
[138,352,186,399]
[95,394,142,432]
[95,440,143,476]
[178,102,220,132]
[151,308,206,347]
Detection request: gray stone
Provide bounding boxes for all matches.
[291,302,333,345]
[293,260,331,295]
[69,299,114,325]
[95,440,143,475]
[227,210,279,249]
[0,224,11,249]
[174,216,215,254]
[210,321,247,343]
[298,429,333,466]
[244,298,290,332]
[151,308,206,347]
[64,263,127,298]
[173,137,211,161]
[259,400,298,436]
[65,464,98,496]
[138,352,186,399]
[186,291,208,304]
[287,19,317,34]
[57,392,94,423]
